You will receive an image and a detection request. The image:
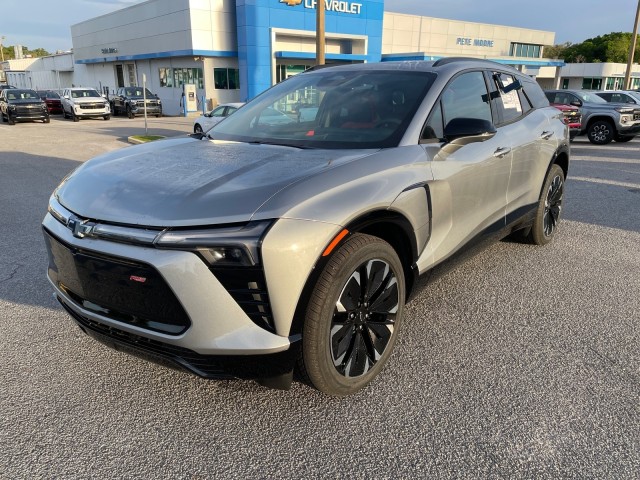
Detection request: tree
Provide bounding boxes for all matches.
[544,32,640,63]
[0,45,50,61]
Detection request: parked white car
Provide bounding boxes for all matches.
[61,87,111,122]
[193,102,244,133]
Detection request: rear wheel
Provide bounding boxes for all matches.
[526,164,564,246]
[297,233,405,396]
[587,120,614,145]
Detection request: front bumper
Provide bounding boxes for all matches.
[618,121,640,135]
[130,102,162,116]
[43,212,293,359]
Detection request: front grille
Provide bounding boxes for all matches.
[211,267,275,333]
[15,104,45,115]
[79,103,106,110]
[44,228,191,335]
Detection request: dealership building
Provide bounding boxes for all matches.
[53,0,567,115]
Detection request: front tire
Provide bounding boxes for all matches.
[127,105,134,119]
[587,120,614,145]
[297,233,405,396]
[194,123,203,134]
[72,111,79,122]
[44,116,50,123]
[526,164,564,245]
[103,114,110,120]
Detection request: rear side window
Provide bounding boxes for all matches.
[492,72,524,123]
[441,71,493,126]
[521,79,549,109]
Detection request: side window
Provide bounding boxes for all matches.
[211,106,226,117]
[226,107,238,115]
[493,72,523,124]
[422,101,444,141]
[441,71,492,128]
[520,78,549,109]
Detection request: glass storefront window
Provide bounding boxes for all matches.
[214,68,240,89]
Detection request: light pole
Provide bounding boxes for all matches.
[316,0,325,65]
[1,36,5,62]
[624,0,640,89]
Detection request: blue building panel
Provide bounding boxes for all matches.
[236,0,385,100]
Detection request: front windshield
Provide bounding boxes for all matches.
[71,89,101,98]
[9,90,40,100]
[577,92,607,103]
[211,69,436,149]
[124,87,154,97]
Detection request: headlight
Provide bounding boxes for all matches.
[8,104,16,110]
[621,115,631,123]
[155,220,273,266]
[157,100,162,105]
[615,107,634,114]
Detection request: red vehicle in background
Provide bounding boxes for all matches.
[36,90,63,114]
[551,103,581,140]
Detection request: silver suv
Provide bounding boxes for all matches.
[61,87,111,121]
[43,59,569,395]
[545,89,640,144]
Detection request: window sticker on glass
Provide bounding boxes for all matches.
[499,75,522,115]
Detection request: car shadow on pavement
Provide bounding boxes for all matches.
[0,152,84,310]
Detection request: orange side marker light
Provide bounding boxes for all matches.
[322,229,349,257]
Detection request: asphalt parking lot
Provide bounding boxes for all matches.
[1,116,639,478]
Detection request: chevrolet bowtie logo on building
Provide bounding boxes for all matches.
[280,0,302,6]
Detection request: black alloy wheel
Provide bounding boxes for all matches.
[587,120,614,145]
[526,164,564,245]
[297,233,405,396]
[543,172,563,238]
[330,258,399,378]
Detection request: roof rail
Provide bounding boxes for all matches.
[304,64,338,73]
[432,57,499,67]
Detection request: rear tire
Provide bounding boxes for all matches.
[526,164,564,246]
[297,233,405,396]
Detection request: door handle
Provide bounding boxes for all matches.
[540,131,554,140]
[493,147,511,158]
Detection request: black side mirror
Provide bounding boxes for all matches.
[444,118,497,145]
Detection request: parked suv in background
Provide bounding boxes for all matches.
[36,90,63,114]
[545,89,640,144]
[595,90,640,105]
[61,87,111,122]
[43,59,569,396]
[0,88,50,125]
[110,86,162,118]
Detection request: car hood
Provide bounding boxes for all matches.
[54,137,375,227]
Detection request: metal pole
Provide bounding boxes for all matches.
[316,0,325,65]
[624,0,640,90]
[142,73,148,136]
[1,36,5,62]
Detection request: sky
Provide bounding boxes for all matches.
[0,0,637,53]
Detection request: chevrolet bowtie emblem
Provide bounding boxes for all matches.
[280,0,303,6]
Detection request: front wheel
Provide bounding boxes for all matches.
[103,114,110,120]
[72,111,79,122]
[587,120,614,145]
[526,164,564,246]
[44,116,50,123]
[194,124,203,134]
[127,105,134,119]
[297,233,405,396]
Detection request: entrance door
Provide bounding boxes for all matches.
[115,65,125,88]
